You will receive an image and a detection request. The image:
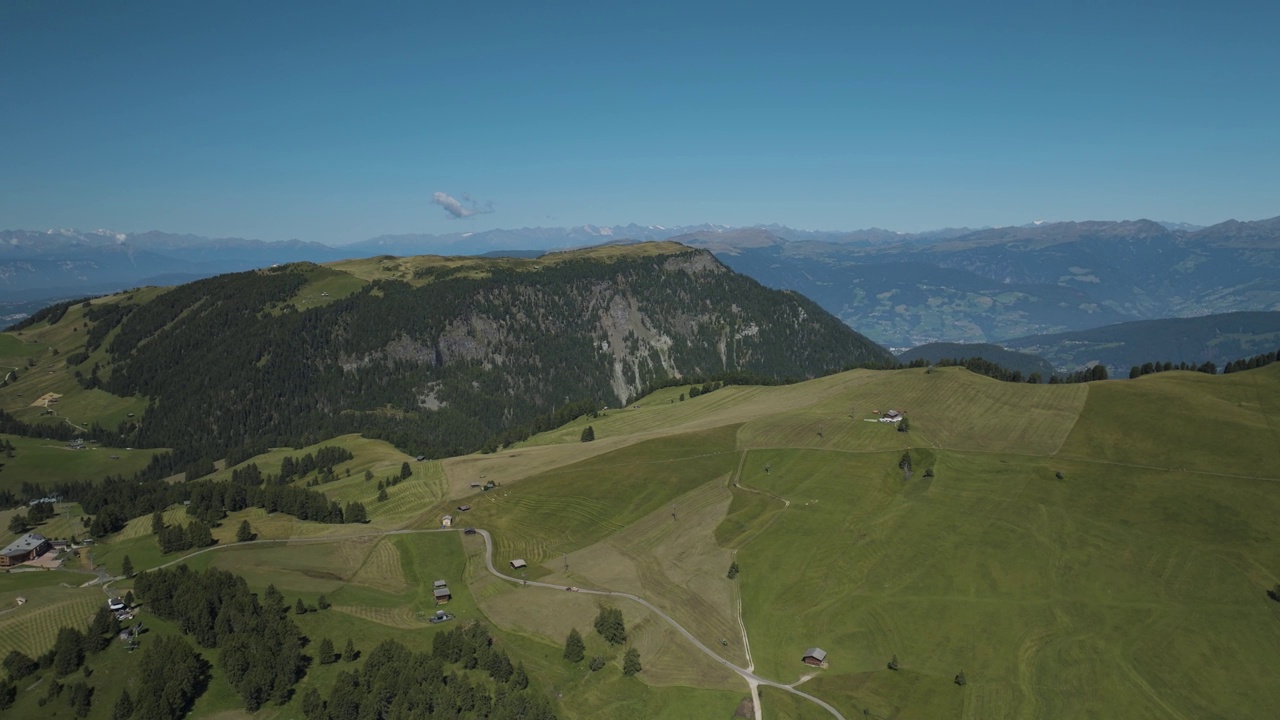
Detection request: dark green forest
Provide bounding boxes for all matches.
[66,250,887,464]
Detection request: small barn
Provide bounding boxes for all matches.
[433,586,452,605]
[441,514,453,527]
[433,579,447,589]
[879,410,903,423]
[802,647,828,667]
[510,559,527,570]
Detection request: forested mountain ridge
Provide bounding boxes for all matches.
[679,216,1280,347]
[26,243,889,464]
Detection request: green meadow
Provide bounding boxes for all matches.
[2,361,1279,718]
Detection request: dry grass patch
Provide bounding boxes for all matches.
[478,583,741,692]
[553,475,747,665]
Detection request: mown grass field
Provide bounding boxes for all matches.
[0,573,104,661]
[462,425,740,565]
[0,434,159,494]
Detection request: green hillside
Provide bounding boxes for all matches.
[1004,310,1280,375]
[2,363,1279,719]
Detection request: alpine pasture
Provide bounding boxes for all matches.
[1,364,1279,719]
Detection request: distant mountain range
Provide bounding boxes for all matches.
[2,217,1278,349]
[676,217,1280,348]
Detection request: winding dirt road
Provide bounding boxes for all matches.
[118,526,846,719]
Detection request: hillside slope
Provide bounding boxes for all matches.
[1003,310,1280,374]
[3,243,890,463]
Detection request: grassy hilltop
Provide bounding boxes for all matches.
[1,347,1279,717]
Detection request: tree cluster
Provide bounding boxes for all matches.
[132,636,210,720]
[134,567,306,710]
[593,607,627,645]
[1222,348,1280,374]
[1128,360,1219,378]
[307,628,552,720]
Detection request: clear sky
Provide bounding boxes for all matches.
[2,1,1277,243]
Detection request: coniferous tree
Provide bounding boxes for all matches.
[399,461,412,479]
[342,638,357,662]
[377,487,388,502]
[150,511,165,536]
[623,647,642,676]
[317,637,336,665]
[343,502,368,523]
[67,680,93,718]
[7,514,27,534]
[593,607,627,645]
[301,687,325,720]
[236,519,253,542]
[727,561,739,579]
[2,650,37,680]
[121,555,134,578]
[563,628,585,663]
[580,425,595,442]
[52,627,86,677]
[295,598,307,615]
[509,662,529,690]
[110,689,134,720]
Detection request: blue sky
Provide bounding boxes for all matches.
[2,1,1277,243]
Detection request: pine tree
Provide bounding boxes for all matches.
[7,514,27,534]
[123,590,134,608]
[509,662,529,690]
[580,425,595,442]
[377,487,389,502]
[67,680,93,718]
[121,555,134,578]
[301,687,324,720]
[111,689,133,720]
[52,627,86,677]
[343,502,367,523]
[150,511,165,536]
[342,638,357,662]
[236,519,253,542]
[317,594,330,610]
[623,647,642,676]
[888,654,899,671]
[2,650,37,680]
[955,670,967,686]
[727,561,739,579]
[295,598,307,615]
[317,637,335,664]
[588,656,605,671]
[563,628,585,663]
[400,461,412,479]
[594,607,627,645]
